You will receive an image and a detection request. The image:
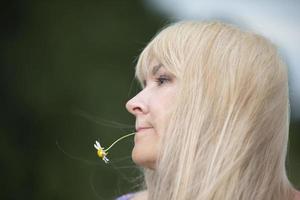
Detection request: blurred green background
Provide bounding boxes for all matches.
[0,1,299,200]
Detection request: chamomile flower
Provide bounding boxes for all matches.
[94,132,135,164]
[94,140,109,163]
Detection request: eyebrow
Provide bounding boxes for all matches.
[151,64,163,76]
[142,63,163,87]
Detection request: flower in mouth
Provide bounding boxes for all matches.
[94,132,136,164]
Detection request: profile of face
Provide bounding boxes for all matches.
[126,59,178,169]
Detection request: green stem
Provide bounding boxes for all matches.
[104,132,136,152]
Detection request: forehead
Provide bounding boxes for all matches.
[137,58,171,88]
[139,58,163,78]
[135,45,179,87]
[151,63,163,76]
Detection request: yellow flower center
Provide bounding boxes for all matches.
[97,149,107,158]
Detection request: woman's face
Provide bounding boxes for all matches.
[126,60,178,169]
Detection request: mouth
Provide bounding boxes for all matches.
[136,127,153,132]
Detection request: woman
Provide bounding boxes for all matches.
[119,21,300,200]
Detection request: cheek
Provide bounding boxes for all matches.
[151,94,176,133]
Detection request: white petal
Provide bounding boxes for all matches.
[96,140,101,148]
[103,157,109,163]
[94,144,99,150]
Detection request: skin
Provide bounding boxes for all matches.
[295,191,300,200]
[126,60,178,170]
[131,190,148,200]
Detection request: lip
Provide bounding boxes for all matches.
[136,127,153,132]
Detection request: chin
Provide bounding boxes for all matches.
[132,146,156,170]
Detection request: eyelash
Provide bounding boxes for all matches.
[142,75,171,88]
[155,75,170,86]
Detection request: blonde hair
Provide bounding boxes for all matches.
[135,21,295,200]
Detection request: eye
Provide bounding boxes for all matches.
[155,75,170,86]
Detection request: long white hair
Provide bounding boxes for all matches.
[135,21,295,200]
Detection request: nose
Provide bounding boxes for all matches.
[126,92,148,116]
